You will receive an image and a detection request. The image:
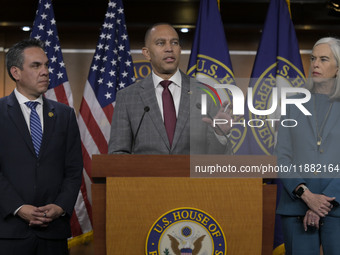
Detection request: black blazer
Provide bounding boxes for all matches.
[0,92,83,239]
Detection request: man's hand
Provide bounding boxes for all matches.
[36,204,65,221]
[17,205,52,227]
[202,101,240,136]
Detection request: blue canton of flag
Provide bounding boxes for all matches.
[30,0,73,107]
[87,0,135,109]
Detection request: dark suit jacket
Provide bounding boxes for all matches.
[0,92,83,239]
[275,94,340,217]
[108,71,229,154]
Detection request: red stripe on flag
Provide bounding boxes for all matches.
[81,142,93,181]
[79,99,108,154]
[54,84,69,106]
[102,103,114,124]
[80,173,93,223]
[70,210,83,236]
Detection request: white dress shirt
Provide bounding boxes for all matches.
[14,88,44,134]
[152,69,182,119]
[151,71,229,146]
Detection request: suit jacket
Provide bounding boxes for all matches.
[108,71,228,154]
[0,92,83,239]
[275,94,340,217]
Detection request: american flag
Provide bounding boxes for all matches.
[31,0,90,246]
[77,0,135,243]
[30,0,73,107]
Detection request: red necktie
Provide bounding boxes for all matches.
[160,80,176,147]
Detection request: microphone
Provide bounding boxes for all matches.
[196,103,234,154]
[132,106,150,152]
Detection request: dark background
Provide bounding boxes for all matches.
[1,0,340,49]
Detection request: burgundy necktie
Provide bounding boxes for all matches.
[160,80,176,147]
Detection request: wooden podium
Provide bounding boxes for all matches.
[92,155,277,255]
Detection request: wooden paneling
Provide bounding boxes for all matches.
[106,177,263,255]
[91,155,278,255]
[4,71,15,96]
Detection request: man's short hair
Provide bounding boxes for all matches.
[6,38,45,81]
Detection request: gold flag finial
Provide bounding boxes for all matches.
[286,0,292,18]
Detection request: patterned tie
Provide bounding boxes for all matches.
[25,101,43,156]
[160,80,177,147]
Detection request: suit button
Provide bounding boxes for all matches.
[320,149,324,154]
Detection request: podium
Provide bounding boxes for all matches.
[92,155,277,255]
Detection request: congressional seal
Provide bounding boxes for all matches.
[145,207,226,255]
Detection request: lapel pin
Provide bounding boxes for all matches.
[48,112,54,117]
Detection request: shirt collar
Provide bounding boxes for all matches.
[14,88,44,106]
[152,69,182,89]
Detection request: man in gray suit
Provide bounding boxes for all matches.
[108,23,233,154]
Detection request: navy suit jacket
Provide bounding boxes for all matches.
[0,92,83,239]
[276,94,340,217]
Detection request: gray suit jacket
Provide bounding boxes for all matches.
[275,94,340,217]
[108,71,229,154]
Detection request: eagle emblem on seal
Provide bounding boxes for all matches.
[168,233,205,255]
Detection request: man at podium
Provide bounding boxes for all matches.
[108,23,233,155]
